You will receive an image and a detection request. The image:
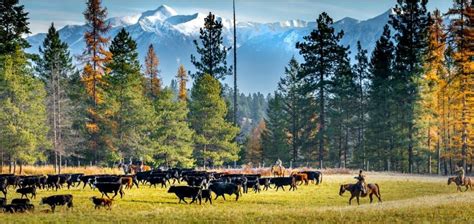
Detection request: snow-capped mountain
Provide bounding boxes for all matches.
[26,5,392,94]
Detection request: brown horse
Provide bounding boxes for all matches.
[448,177,473,192]
[339,183,382,205]
[271,165,285,177]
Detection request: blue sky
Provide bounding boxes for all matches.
[22,0,452,35]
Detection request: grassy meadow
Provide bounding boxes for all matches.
[0,172,472,223]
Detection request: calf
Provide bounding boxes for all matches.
[167,186,202,204]
[209,182,240,201]
[120,175,139,189]
[16,187,36,199]
[94,182,124,199]
[271,177,297,191]
[40,194,73,213]
[120,176,134,189]
[292,173,309,185]
[2,203,34,213]
[91,196,113,209]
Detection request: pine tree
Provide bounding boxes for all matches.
[296,12,344,168]
[327,45,357,168]
[261,93,290,165]
[244,120,266,165]
[352,41,370,167]
[445,0,474,171]
[35,23,75,173]
[151,89,195,168]
[189,74,239,167]
[366,25,396,170]
[389,0,430,172]
[81,0,112,163]
[0,49,49,173]
[0,0,30,54]
[145,44,160,100]
[278,57,316,165]
[278,57,302,163]
[191,12,232,80]
[107,28,154,162]
[176,64,188,102]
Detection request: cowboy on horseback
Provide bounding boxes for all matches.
[354,169,367,195]
[455,165,465,186]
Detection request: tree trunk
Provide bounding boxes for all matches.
[8,156,12,174]
[318,72,325,169]
[19,162,22,175]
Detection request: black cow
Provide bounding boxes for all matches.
[0,178,7,198]
[19,176,42,188]
[184,176,207,187]
[167,186,202,204]
[209,182,240,201]
[94,182,124,199]
[271,177,297,191]
[40,194,73,213]
[136,171,152,184]
[147,175,168,188]
[16,187,36,199]
[5,175,19,189]
[66,173,84,188]
[95,175,121,183]
[80,175,96,189]
[46,175,61,191]
[259,178,272,191]
[246,179,261,193]
[200,189,212,204]
[301,171,323,185]
[2,203,34,213]
[0,198,5,207]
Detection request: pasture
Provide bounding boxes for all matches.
[0,172,472,223]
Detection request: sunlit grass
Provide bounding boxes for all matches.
[0,173,472,223]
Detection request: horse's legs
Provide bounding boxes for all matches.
[349,195,354,205]
[369,193,373,203]
[356,196,360,205]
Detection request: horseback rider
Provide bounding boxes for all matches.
[455,165,465,185]
[354,169,367,194]
[275,158,282,167]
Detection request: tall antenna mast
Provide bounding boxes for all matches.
[233,0,238,125]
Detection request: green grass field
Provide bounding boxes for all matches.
[0,173,472,223]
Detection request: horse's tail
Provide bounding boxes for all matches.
[375,183,381,196]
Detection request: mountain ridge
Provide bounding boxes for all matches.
[26,5,392,94]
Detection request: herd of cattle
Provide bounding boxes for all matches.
[0,169,323,213]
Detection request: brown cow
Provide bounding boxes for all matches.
[120,177,133,189]
[91,196,113,210]
[291,172,309,185]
